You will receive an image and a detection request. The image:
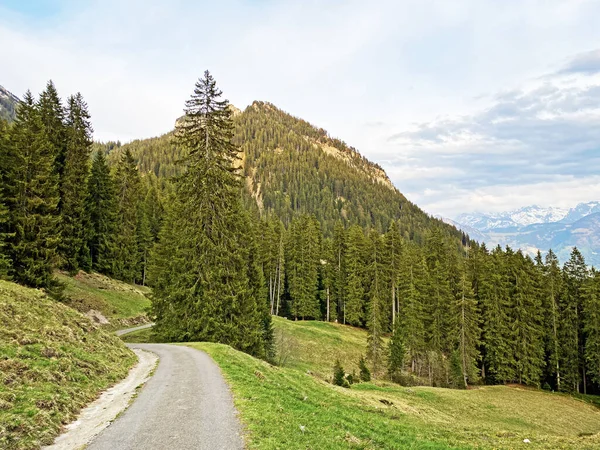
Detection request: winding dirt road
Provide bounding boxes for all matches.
[88,340,244,450]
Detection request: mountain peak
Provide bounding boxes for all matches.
[0,85,20,122]
[246,101,396,192]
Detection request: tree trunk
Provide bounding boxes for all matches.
[326,287,330,322]
[551,285,561,391]
[142,251,147,286]
[276,259,282,316]
[392,281,396,325]
[269,274,274,315]
[461,286,468,389]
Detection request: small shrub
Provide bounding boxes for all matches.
[450,350,466,389]
[346,371,356,385]
[389,370,422,386]
[359,356,371,382]
[333,360,348,387]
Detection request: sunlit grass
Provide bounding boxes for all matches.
[189,341,600,449]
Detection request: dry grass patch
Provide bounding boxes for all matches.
[56,271,151,327]
[0,280,136,449]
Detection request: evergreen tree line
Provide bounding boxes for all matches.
[0,81,164,290]
[2,77,599,393]
[256,215,600,393]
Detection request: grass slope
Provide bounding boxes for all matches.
[56,271,151,327]
[0,280,136,449]
[189,342,600,450]
[272,316,370,375]
[122,316,600,447]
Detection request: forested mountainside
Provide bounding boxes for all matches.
[0,85,19,122]
[104,101,463,241]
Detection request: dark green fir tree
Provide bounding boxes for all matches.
[113,149,142,282]
[85,151,117,274]
[388,317,406,381]
[150,71,269,358]
[4,91,60,290]
[60,93,93,271]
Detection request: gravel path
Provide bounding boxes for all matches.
[88,344,244,450]
[115,322,154,336]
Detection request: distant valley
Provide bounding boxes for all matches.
[452,202,600,265]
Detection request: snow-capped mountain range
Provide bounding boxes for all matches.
[455,205,587,231]
[452,202,600,266]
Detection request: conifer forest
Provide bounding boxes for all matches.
[2,72,600,396]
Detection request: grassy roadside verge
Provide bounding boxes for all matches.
[0,280,137,449]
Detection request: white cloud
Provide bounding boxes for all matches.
[2,0,600,216]
[421,175,600,218]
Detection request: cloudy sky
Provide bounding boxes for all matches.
[2,0,600,218]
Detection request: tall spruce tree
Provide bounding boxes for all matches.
[261,215,285,316]
[366,230,386,375]
[480,246,513,383]
[150,71,268,357]
[286,214,320,319]
[0,120,12,277]
[398,243,426,375]
[38,81,66,180]
[542,249,563,390]
[451,260,480,388]
[246,211,275,359]
[345,225,367,326]
[384,220,403,326]
[273,218,285,316]
[424,228,452,356]
[60,93,93,271]
[332,221,346,322]
[509,252,544,385]
[113,149,142,282]
[321,237,336,322]
[142,175,164,241]
[260,217,278,315]
[136,197,153,285]
[86,151,117,274]
[582,269,600,386]
[561,248,587,392]
[4,91,60,289]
